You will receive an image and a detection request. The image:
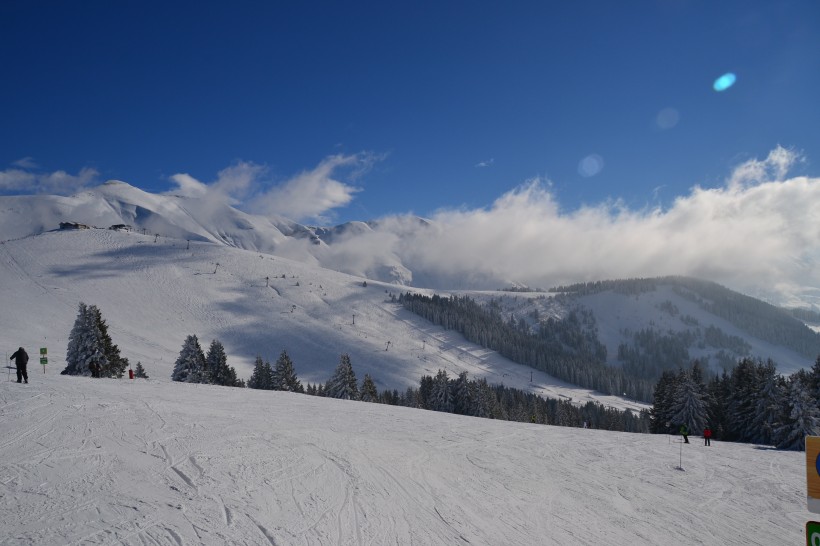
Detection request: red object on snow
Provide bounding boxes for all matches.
[129,369,134,379]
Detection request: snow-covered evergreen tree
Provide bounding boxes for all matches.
[247,356,274,389]
[90,305,129,378]
[670,371,708,434]
[706,371,732,440]
[63,302,97,376]
[728,358,760,442]
[360,374,378,402]
[171,335,206,383]
[63,302,127,377]
[452,371,472,415]
[775,377,820,451]
[810,355,820,403]
[649,370,679,433]
[750,362,784,445]
[134,361,149,379]
[272,350,303,392]
[206,339,241,386]
[429,369,454,412]
[325,354,359,400]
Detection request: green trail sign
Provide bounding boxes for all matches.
[40,347,47,355]
[807,521,820,546]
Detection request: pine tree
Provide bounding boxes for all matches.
[360,374,379,402]
[649,370,678,433]
[172,335,207,383]
[90,305,129,378]
[418,375,434,409]
[63,302,128,377]
[63,302,98,376]
[429,369,454,412]
[810,355,820,402]
[727,358,760,442]
[205,339,241,386]
[247,356,274,389]
[452,371,472,415]
[134,361,149,379]
[776,377,820,450]
[272,350,303,393]
[706,371,732,440]
[670,371,708,434]
[325,354,359,400]
[750,361,783,445]
[471,378,494,418]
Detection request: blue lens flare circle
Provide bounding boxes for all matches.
[713,73,737,92]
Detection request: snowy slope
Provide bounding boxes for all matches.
[0,374,807,545]
[0,228,640,412]
[460,286,816,376]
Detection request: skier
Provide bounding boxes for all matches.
[703,426,712,447]
[10,347,29,384]
[679,423,689,444]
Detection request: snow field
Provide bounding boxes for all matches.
[0,374,808,545]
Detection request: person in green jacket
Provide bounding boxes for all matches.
[679,424,689,444]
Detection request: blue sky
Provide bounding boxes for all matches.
[1,1,819,224]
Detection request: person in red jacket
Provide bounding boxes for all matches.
[703,426,713,446]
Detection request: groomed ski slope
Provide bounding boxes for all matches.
[0,229,644,412]
[0,374,806,545]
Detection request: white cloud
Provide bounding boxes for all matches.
[248,153,371,222]
[319,147,818,306]
[168,173,208,198]
[168,153,378,223]
[12,157,39,169]
[169,161,263,204]
[727,146,800,189]
[0,166,98,194]
[475,158,494,168]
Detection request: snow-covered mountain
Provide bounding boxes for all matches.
[1,182,818,391]
[1,181,415,284]
[0,227,645,411]
[462,279,819,376]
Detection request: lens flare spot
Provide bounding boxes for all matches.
[713,72,737,92]
[656,107,680,130]
[578,154,604,177]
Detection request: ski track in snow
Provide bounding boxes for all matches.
[0,375,809,545]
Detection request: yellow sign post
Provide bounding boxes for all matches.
[807,436,820,514]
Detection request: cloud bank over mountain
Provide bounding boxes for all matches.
[0,147,816,307]
[319,147,819,307]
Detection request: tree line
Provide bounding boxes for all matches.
[397,292,655,401]
[650,357,820,450]
[301,355,650,433]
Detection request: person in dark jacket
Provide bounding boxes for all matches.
[10,347,29,383]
